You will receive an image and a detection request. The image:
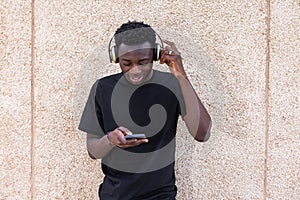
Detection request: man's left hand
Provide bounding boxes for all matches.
[160,39,187,78]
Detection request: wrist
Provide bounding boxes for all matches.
[106,132,115,147]
[174,72,188,80]
[171,66,187,79]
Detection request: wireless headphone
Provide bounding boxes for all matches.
[108,31,164,63]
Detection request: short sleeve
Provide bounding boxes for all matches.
[78,80,105,136]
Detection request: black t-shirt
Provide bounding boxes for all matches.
[79,70,186,200]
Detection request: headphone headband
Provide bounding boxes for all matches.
[108,30,164,63]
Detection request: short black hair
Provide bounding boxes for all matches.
[114,21,156,48]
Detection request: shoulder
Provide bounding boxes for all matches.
[95,73,123,88]
[154,70,176,80]
[87,73,122,98]
[98,73,122,84]
[152,70,180,88]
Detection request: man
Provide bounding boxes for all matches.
[79,21,211,200]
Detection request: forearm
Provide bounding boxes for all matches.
[86,133,114,159]
[86,127,149,159]
[177,74,212,142]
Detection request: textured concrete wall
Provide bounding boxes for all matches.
[268,1,300,199]
[1,1,32,199]
[1,0,299,199]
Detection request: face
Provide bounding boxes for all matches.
[118,42,154,85]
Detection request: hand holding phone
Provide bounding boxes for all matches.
[112,127,148,148]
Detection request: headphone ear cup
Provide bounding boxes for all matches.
[114,46,119,63]
[110,46,119,63]
[153,43,161,61]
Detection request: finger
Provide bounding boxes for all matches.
[160,48,174,59]
[125,139,138,145]
[115,128,126,137]
[160,54,169,65]
[163,39,174,46]
[160,53,174,65]
[117,139,148,148]
[163,48,175,56]
[161,47,179,58]
[115,131,127,144]
[117,127,132,135]
[163,39,178,51]
[160,50,167,64]
[164,45,171,51]
[125,138,148,144]
[117,126,127,135]
[121,139,149,148]
[137,138,149,144]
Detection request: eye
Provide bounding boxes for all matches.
[139,60,150,66]
[123,63,131,67]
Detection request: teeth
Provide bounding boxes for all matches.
[127,74,143,84]
[131,76,142,80]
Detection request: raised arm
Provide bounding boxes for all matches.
[160,40,212,142]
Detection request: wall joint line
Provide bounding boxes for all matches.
[264,0,271,199]
[30,0,36,199]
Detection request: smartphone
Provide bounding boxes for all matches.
[125,134,146,140]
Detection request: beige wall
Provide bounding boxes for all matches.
[1,0,299,199]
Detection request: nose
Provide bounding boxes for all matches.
[129,65,142,74]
